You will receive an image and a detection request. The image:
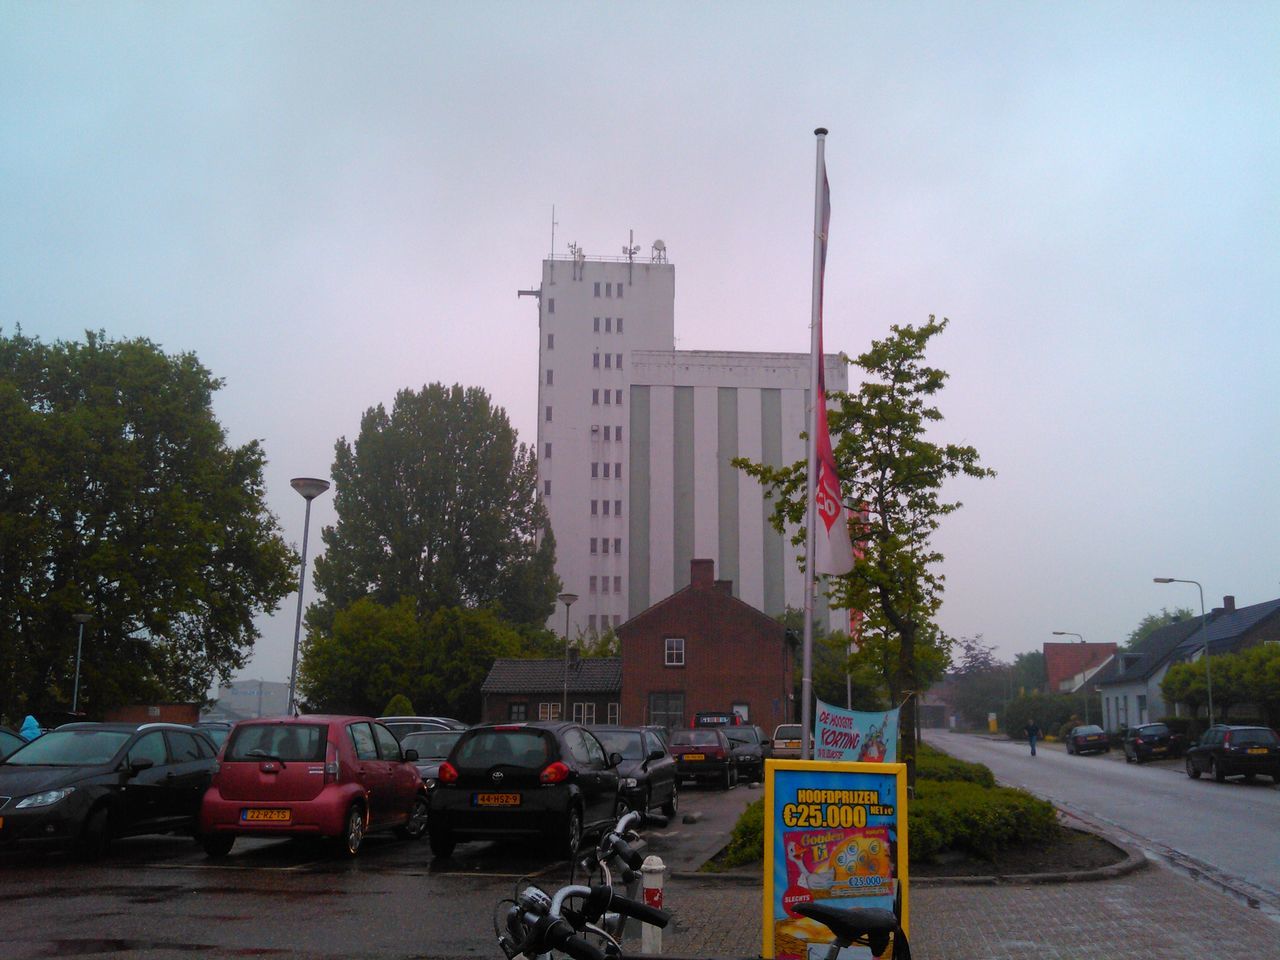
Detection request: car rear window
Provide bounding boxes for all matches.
[1074,726,1104,735]
[1230,728,1278,746]
[401,731,462,758]
[4,729,131,765]
[1136,724,1169,736]
[672,730,720,746]
[226,724,327,762]
[455,729,551,769]
[774,725,801,740]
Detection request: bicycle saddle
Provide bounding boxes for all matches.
[794,902,898,948]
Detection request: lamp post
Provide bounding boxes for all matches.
[1154,577,1211,726]
[288,477,331,716]
[558,592,578,721]
[71,613,91,713]
[1052,631,1088,724]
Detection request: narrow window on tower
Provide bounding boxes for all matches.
[615,389,622,405]
[602,539,610,554]
[602,501,610,516]
[615,354,622,368]
[605,354,612,369]
[548,298,555,313]
[546,369,553,385]
[614,537,621,553]
[590,576,597,593]
[604,391,612,405]
[606,282,613,297]
[615,500,622,515]
[591,462,599,478]
[544,443,551,458]
[613,614,621,628]
[591,500,598,516]
[613,576,621,593]
[590,537,598,555]
[601,578,610,594]
[589,615,597,632]
[592,389,599,405]
[605,317,612,332]
[593,352,600,368]
[614,462,621,476]
[617,317,624,333]
[615,426,622,441]
[594,282,601,297]
[547,333,555,349]
[616,285,623,300]
[594,317,600,332]
[545,406,552,422]
[544,480,551,495]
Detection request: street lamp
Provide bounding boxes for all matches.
[288,477,331,716]
[71,613,91,713]
[558,592,578,721]
[1052,631,1089,724]
[1154,577,1211,726]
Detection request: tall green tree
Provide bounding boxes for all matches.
[309,383,558,635]
[0,329,296,721]
[737,318,994,785]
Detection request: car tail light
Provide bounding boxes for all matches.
[324,743,340,784]
[1134,737,1144,745]
[540,761,571,784]
[1223,731,1233,747]
[711,749,725,760]
[438,761,459,784]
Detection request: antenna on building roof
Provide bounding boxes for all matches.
[651,238,667,263]
[624,229,640,284]
[548,205,558,284]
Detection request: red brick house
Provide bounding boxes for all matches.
[1044,641,1117,695]
[481,655,621,725]
[618,559,793,732]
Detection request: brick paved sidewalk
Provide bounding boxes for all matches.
[657,861,1278,959]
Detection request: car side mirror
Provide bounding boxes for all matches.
[762,738,772,745]
[608,751,624,769]
[403,749,419,762]
[648,749,664,762]
[128,757,154,776]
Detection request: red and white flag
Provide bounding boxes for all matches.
[812,165,855,576]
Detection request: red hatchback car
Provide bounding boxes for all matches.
[198,716,428,857]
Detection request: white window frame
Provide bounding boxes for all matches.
[665,637,685,667]
[539,702,562,720]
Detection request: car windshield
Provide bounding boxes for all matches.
[197,726,230,746]
[225,723,327,762]
[3,729,131,766]
[1230,729,1278,746]
[455,729,550,769]
[775,725,801,740]
[593,730,644,760]
[726,728,759,745]
[1074,726,1104,735]
[1136,724,1169,736]
[671,730,719,746]
[402,730,462,758]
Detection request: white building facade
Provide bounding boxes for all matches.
[532,250,847,639]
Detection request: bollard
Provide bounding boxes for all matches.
[641,854,665,955]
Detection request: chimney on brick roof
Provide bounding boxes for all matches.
[1223,595,1235,613]
[714,579,733,596]
[691,558,714,588]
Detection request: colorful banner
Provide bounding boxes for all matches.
[813,700,900,763]
[764,761,908,960]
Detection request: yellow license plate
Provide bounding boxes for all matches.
[1248,748,1267,754]
[242,808,290,822]
[474,793,521,807]
[684,753,706,761]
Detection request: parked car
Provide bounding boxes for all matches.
[590,724,678,818]
[378,716,467,741]
[427,721,621,860]
[401,729,464,787]
[193,721,232,748]
[1065,724,1109,756]
[0,721,217,857]
[669,727,736,789]
[1123,722,1176,762]
[0,726,25,760]
[725,724,772,781]
[1184,725,1280,783]
[772,723,803,760]
[198,716,429,858]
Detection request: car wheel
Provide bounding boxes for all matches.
[561,806,583,861]
[1066,742,1073,755]
[1211,758,1225,782]
[75,805,111,861]
[614,796,630,821]
[722,766,733,790]
[428,827,455,859]
[201,834,235,858]
[1185,756,1200,779]
[661,784,679,819]
[395,795,429,840]
[338,804,366,857]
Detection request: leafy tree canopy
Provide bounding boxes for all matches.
[300,597,558,720]
[737,318,993,782]
[0,329,296,722]
[309,383,558,635]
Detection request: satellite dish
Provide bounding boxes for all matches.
[653,239,665,251]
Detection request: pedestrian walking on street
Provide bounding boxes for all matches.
[1025,719,1041,756]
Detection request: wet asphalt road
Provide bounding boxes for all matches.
[2,781,760,960]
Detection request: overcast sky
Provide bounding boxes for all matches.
[4,3,1276,686]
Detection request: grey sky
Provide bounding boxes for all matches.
[3,3,1276,685]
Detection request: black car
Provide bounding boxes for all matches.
[0,727,25,760]
[1185,725,1280,783]
[669,727,736,789]
[0,722,217,857]
[427,721,620,860]
[378,716,467,741]
[725,724,772,782]
[590,725,678,819]
[401,729,464,786]
[1123,722,1175,763]
[1065,724,1109,756]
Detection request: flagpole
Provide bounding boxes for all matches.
[801,127,828,761]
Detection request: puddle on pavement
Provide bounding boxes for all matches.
[33,941,288,957]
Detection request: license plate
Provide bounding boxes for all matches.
[684,753,706,761]
[1151,746,1166,753]
[1248,748,1267,755]
[242,808,290,823]
[473,793,521,807]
